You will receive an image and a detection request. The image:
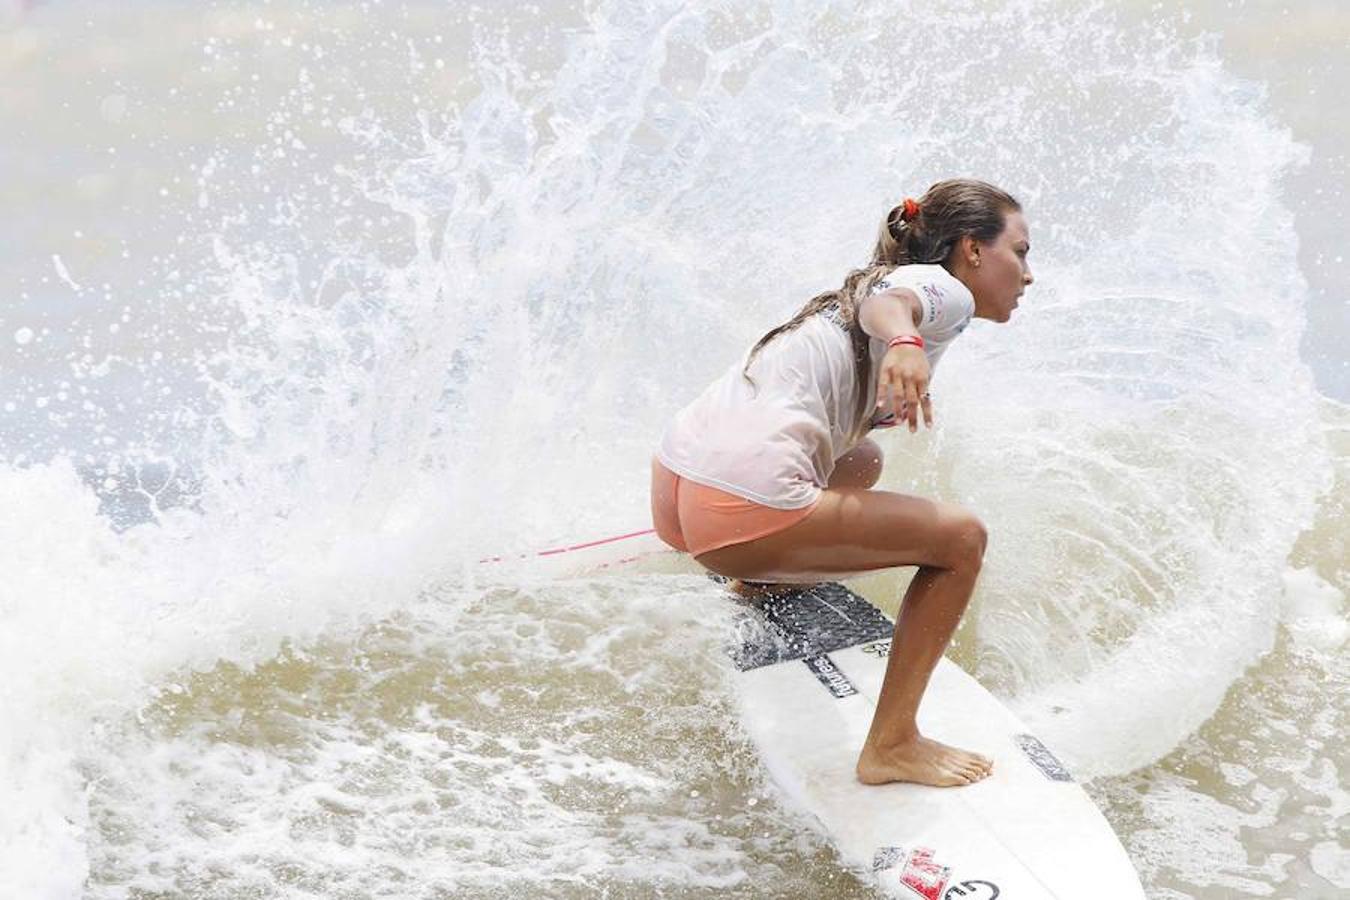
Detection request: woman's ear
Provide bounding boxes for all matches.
[960,234,980,268]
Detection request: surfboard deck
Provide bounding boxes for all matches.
[727,581,1146,900]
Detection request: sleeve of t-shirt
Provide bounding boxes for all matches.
[873,265,974,339]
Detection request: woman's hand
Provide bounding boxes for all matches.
[876,344,932,432]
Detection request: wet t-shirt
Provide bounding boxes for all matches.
[657,264,974,509]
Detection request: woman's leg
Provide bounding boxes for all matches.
[728,438,884,598]
[695,486,993,787]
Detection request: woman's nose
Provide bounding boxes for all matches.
[1022,267,1034,286]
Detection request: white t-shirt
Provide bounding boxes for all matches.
[656,264,974,509]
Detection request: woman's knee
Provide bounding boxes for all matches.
[940,510,987,570]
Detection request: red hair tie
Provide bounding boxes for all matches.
[901,197,921,222]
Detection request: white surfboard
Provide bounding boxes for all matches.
[728,581,1147,900]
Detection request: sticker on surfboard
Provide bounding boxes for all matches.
[1014,733,1074,782]
[873,845,1001,899]
[803,653,858,698]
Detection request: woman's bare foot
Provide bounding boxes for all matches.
[856,734,994,787]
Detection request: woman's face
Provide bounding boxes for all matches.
[965,210,1033,322]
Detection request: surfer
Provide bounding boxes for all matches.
[651,178,1032,787]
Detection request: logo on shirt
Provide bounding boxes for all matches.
[820,302,848,330]
[922,284,945,323]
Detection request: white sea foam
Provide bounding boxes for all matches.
[1280,566,1347,652]
[1112,771,1289,896]
[76,577,845,898]
[1309,841,1350,890]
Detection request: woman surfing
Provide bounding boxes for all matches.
[651,178,1033,788]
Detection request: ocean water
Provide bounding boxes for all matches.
[1,1,1346,898]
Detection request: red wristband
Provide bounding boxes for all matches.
[887,334,925,350]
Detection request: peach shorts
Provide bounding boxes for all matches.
[649,457,818,557]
